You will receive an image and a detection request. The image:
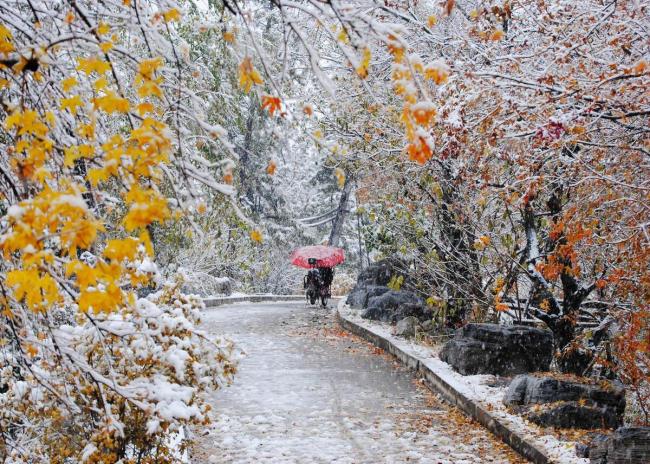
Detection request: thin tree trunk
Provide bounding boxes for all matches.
[328,172,354,247]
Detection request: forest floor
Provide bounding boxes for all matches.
[191,301,526,464]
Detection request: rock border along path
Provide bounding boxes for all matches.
[336,301,552,464]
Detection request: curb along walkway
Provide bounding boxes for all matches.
[337,299,576,464]
[204,295,305,308]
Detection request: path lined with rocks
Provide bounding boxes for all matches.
[192,301,525,464]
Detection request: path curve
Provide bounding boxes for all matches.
[192,301,525,464]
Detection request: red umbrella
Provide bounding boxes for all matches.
[290,245,345,269]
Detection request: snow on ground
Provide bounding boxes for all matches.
[338,301,590,464]
[192,301,525,463]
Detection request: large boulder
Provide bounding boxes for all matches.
[348,259,428,324]
[504,375,625,430]
[346,258,411,309]
[346,285,390,309]
[356,257,408,287]
[360,305,395,323]
[439,323,553,376]
[587,427,650,463]
[361,290,426,323]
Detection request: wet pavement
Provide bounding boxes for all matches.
[192,301,526,464]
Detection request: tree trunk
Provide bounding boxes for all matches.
[328,172,354,247]
[523,198,595,375]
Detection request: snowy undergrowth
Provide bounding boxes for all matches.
[337,300,589,464]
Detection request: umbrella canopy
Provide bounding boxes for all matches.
[290,245,345,269]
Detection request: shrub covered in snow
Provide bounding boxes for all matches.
[0,278,236,462]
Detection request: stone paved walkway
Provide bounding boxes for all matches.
[192,301,525,464]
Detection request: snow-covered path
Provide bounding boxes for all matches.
[192,301,525,464]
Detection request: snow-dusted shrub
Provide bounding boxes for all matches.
[0,278,236,462]
[181,270,232,297]
[0,1,244,459]
[331,270,356,296]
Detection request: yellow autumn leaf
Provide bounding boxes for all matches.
[97,21,110,35]
[138,57,163,79]
[61,76,77,92]
[6,270,61,313]
[5,109,49,137]
[93,91,130,114]
[78,285,123,314]
[93,77,109,91]
[337,28,349,44]
[60,95,84,115]
[250,230,263,243]
[99,41,114,53]
[123,186,170,231]
[238,56,263,93]
[137,79,163,98]
[0,23,15,55]
[137,102,154,115]
[104,238,139,262]
[77,56,111,75]
[356,47,371,79]
[334,168,346,188]
[163,8,181,22]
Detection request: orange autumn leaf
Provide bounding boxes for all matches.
[443,0,455,16]
[223,30,235,43]
[407,137,433,165]
[261,95,282,116]
[410,102,437,126]
[266,160,277,176]
[489,29,505,41]
[424,61,449,85]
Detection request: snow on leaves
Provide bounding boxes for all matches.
[0,0,238,460]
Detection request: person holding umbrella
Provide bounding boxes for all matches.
[290,246,345,307]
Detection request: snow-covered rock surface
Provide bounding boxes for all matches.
[338,300,590,464]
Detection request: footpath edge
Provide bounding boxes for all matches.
[203,294,305,307]
[336,305,550,464]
